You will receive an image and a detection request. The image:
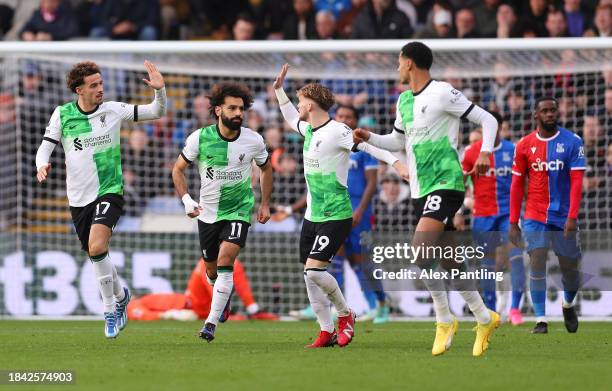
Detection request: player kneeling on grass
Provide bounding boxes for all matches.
[273,64,408,348]
[35,60,166,339]
[128,258,279,321]
[172,82,273,342]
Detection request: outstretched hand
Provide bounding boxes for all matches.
[143,60,165,90]
[273,63,289,89]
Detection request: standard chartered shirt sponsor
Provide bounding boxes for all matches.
[43,101,135,207]
[182,124,268,224]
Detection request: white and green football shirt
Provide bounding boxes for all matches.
[43,100,137,207]
[296,118,354,223]
[181,124,268,224]
[394,80,473,199]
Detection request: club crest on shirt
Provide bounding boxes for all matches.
[531,146,537,154]
[100,114,106,127]
[503,151,511,162]
[556,143,565,153]
[239,153,245,163]
[315,140,322,151]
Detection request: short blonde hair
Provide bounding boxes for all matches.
[297,83,335,111]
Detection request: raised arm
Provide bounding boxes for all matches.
[273,63,307,135]
[135,60,167,121]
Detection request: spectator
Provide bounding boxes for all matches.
[0,93,17,229]
[455,8,479,38]
[581,115,607,229]
[247,108,265,133]
[603,87,612,135]
[472,0,501,37]
[483,61,514,114]
[159,0,190,39]
[545,8,569,37]
[89,0,160,40]
[282,0,318,40]
[500,116,513,140]
[20,0,79,41]
[505,87,531,136]
[496,3,516,38]
[563,0,590,37]
[315,10,339,39]
[190,92,212,128]
[264,126,284,155]
[336,0,366,37]
[373,173,413,232]
[557,95,578,130]
[0,3,13,38]
[123,128,167,215]
[232,13,256,40]
[414,6,453,38]
[251,0,293,39]
[397,0,433,32]
[315,0,351,18]
[351,0,413,39]
[522,0,548,36]
[584,4,612,37]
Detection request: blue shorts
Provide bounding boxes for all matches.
[472,214,509,251]
[344,224,372,257]
[522,219,581,259]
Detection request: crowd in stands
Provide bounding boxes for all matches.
[0,0,611,41]
[0,1,611,233]
[2,56,610,233]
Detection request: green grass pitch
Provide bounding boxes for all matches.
[1,320,610,391]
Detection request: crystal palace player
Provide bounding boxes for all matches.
[509,97,585,334]
[354,42,500,357]
[35,61,167,338]
[273,64,407,348]
[172,83,273,342]
[462,111,526,325]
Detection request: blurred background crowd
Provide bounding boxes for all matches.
[0,0,610,235]
[1,57,610,234]
[0,0,610,41]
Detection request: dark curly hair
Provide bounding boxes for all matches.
[66,61,101,93]
[298,83,335,111]
[208,82,253,119]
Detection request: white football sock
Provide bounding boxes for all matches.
[496,272,510,316]
[111,263,125,302]
[304,273,334,332]
[91,253,115,313]
[305,269,349,317]
[453,272,492,324]
[205,271,233,326]
[422,274,453,324]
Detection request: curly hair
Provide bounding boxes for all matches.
[66,61,101,93]
[208,82,253,119]
[297,83,335,111]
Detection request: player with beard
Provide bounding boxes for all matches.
[509,97,585,334]
[172,82,273,342]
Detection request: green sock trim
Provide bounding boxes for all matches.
[90,252,108,262]
[218,266,234,273]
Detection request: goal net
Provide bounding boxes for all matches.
[1,39,611,318]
